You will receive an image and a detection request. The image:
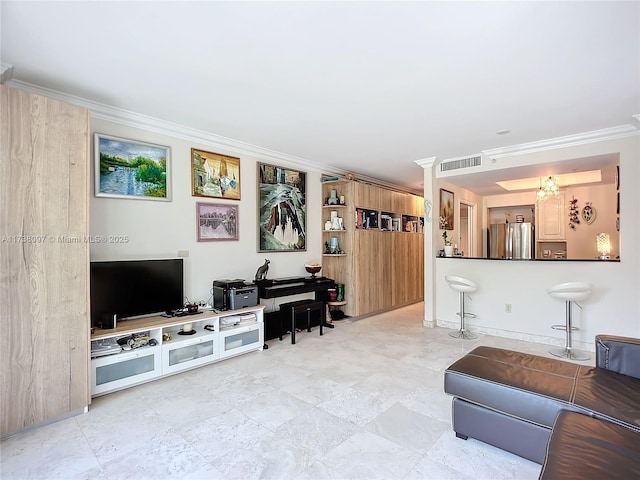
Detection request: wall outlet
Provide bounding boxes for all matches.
[177,250,189,257]
[505,304,512,313]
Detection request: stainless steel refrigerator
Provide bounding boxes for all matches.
[488,222,535,259]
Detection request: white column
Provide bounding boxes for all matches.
[415,157,437,328]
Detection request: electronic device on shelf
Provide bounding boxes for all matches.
[90,259,184,329]
[90,337,122,358]
[213,279,258,310]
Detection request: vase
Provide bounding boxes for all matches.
[444,245,454,257]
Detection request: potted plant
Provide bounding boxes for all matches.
[442,231,454,257]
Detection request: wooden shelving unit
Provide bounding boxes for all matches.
[321,177,424,318]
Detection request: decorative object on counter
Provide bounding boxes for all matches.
[258,162,306,252]
[324,220,332,230]
[327,189,339,205]
[440,188,454,230]
[339,195,345,205]
[596,233,611,260]
[536,175,560,202]
[443,231,454,257]
[254,259,270,281]
[581,203,596,224]
[304,262,322,279]
[337,283,345,302]
[568,196,580,229]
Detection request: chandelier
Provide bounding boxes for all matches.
[536,176,560,202]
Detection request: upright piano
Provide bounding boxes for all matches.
[256,276,336,340]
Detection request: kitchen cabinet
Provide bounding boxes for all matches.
[536,194,566,241]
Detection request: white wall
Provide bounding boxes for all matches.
[90,118,324,306]
[426,134,640,349]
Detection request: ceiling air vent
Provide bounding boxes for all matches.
[440,155,482,172]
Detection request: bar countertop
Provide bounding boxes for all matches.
[436,255,620,262]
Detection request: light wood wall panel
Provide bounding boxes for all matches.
[354,183,379,209]
[1,85,90,435]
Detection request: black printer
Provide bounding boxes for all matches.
[213,279,258,310]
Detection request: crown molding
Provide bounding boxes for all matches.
[0,64,14,84]
[414,157,438,169]
[5,79,419,193]
[481,124,639,159]
[5,79,337,176]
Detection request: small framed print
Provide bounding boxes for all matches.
[191,148,240,200]
[439,188,454,230]
[95,133,171,201]
[197,202,239,241]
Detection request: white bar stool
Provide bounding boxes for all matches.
[446,275,477,339]
[547,282,591,361]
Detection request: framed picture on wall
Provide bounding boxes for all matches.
[191,148,240,200]
[196,202,239,241]
[257,162,306,252]
[439,188,454,230]
[94,133,171,201]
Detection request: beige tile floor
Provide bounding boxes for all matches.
[2,303,589,480]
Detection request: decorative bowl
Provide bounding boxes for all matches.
[304,263,322,277]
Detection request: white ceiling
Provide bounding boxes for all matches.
[2,1,639,193]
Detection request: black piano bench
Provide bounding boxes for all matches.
[279,299,324,344]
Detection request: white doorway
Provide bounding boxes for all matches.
[459,200,475,257]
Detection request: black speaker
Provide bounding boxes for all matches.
[98,313,117,330]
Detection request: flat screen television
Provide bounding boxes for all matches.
[90,259,184,327]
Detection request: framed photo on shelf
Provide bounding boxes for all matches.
[191,148,240,200]
[196,202,239,242]
[257,162,306,252]
[439,188,454,230]
[94,133,171,201]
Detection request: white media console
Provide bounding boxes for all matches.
[90,305,264,396]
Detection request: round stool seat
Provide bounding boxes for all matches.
[547,282,591,361]
[547,282,591,302]
[445,276,478,294]
[445,275,477,339]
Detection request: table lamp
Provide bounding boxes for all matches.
[596,233,611,260]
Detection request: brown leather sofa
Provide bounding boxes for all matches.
[444,335,640,478]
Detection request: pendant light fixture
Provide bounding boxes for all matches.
[536,176,560,202]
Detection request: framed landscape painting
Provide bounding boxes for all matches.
[257,163,306,252]
[191,148,240,200]
[95,133,171,201]
[196,202,238,241]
